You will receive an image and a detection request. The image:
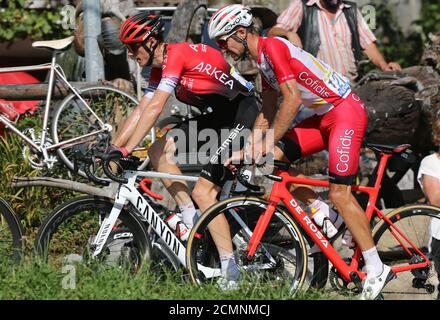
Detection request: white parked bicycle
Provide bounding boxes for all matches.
[35,153,221,278]
[0,36,153,176]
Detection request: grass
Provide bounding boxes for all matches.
[0,258,336,300]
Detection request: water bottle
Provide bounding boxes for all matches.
[342,228,355,248]
[165,213,189,241]
[310,208,338,238]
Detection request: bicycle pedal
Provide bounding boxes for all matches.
[387,270,397,282]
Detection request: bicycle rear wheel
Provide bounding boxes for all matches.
[52,85,153,177]
[373,204,440,300]
[186,196,309,296]
[35,196,151,271]
[0,198,23,263]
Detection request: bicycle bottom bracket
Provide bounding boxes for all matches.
[329,258,362,294]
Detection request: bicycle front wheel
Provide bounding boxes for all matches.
[373,204,440,300]
[35,196,151,271]
[52,85,152,177]
[0,198,23,263]
[186,196,309,296]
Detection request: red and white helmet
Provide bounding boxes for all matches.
[208,4,253,40]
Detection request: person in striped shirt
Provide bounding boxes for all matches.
[267,0,401,81]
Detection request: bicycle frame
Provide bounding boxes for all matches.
[246,152,431,284]
[90,170,220,278]
[0,54,109,169]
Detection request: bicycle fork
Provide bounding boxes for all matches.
[91,192,126,257]
[246,203,277,259]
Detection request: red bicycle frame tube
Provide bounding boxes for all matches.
[246,152,430,283]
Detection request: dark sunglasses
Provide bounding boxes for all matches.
[126,43,141,54]
[216,32,237,50]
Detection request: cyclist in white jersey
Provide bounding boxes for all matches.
[210,4,394,299]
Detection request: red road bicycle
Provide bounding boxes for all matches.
[186,143,440,299]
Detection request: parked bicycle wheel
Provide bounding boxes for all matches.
[52,85,152,177]
[0,198,23,264]
[373,204,440,300]
[186,196,309,295]
[35,196,151,271]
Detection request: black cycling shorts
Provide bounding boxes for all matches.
[167,93,260,187]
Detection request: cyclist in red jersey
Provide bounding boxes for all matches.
[110,13,259,287]
[210,4,394,299]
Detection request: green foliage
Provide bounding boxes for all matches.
[0,0,70,41]
[0,114,75,231]
[371,3,423,68]
[359,1,440,76]
[419,0,440,37]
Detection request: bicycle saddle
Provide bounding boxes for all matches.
[364,143,411,154]
[32,36,75,51]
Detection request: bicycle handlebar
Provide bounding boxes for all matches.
[73,150,110,186]
[84,159,110,186]
[101,153,129,184]
[236,166,261,192]
[236,160,288,192]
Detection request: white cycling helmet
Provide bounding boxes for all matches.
[208,4,253,40]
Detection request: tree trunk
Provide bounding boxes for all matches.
[354,66,440,153]
[0,82,100,100]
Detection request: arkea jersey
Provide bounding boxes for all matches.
[144,43,253,108]
[257,36,352,115]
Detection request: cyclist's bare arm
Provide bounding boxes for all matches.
[114,95,152,147]
[269,79,302,145]
[244,79,301,163]
[125,89,170,152]
[252,89,278,133]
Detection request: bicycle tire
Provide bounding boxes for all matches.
[0,198,23,263]
[372,204,440,300]
[35,195,151,271]
[186,196,309,296]
[51,85,153,177]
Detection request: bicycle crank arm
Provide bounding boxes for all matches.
[241,262,277,272]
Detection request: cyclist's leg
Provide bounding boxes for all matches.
[324,94,391,299]
[192,94,260,283]
[275,116,325,204]
[193,168,240,282]
[149,135,194,212]
[324,95,372,251]
[276,117,344,232]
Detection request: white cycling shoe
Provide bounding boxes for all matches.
[360,264,395,300]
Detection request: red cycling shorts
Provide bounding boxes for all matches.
[277,93,368,185]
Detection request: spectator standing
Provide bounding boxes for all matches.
[268,0,402,81]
